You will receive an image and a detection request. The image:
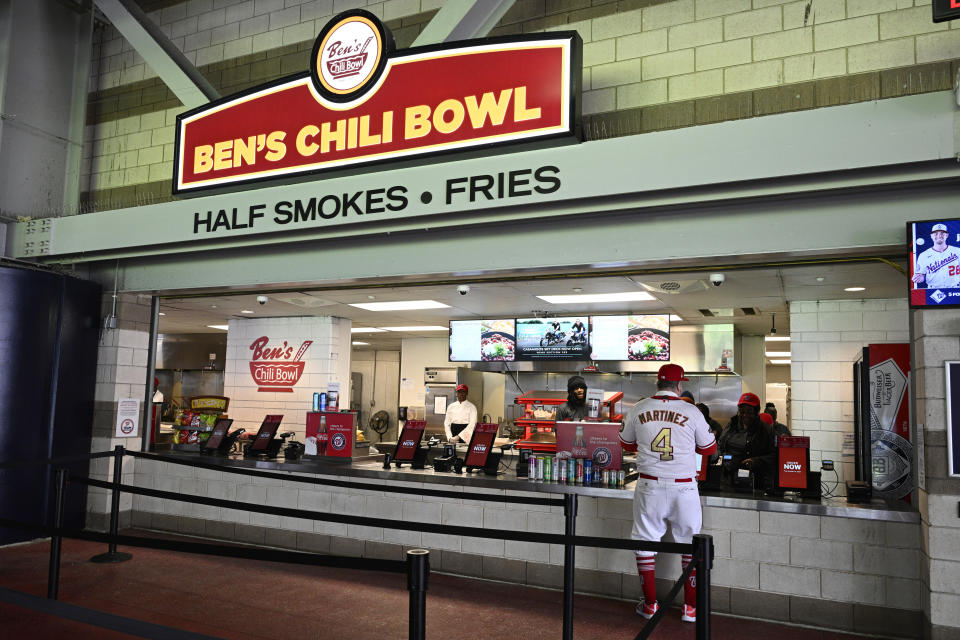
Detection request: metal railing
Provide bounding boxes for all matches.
[1,445,713,640]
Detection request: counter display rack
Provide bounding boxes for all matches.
[171,395,230,452]
[513,390,623,452]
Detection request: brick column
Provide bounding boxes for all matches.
[912,309,960,639]
[86,292,153,531]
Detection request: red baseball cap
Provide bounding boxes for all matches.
[738,392,761,408]
[758,412,774,425]
[657,364,688,382]
[455,384,468,393]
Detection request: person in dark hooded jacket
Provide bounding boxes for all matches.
[556,375,590,421]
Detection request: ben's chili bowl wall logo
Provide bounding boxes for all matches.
[174,10,580,194]
[311,11,388,100]
[249,336,313,392]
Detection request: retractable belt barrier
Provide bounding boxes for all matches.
[0,447,713,640]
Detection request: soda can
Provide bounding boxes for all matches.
[602,470,610,487]
[552,458,559,482]
[618,470,625,487]
[575,459,584,484]
[318,392,327,411]
[536,456,544,481]
[584,459,593,484]
[544,457,552,482]
[559,459,567,483]
[567,459,575,484]
[527,454,536,480]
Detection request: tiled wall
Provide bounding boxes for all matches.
[789,298,910,491]
[78,0,960,209]
[129,458,923,635]
[224,315,352,439]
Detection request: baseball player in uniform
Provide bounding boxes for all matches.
[913,223,960,289]
[619,364,717,623]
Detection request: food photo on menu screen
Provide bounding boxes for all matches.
[449,319,516,361]
[515,316,589,360]
[588,314,670,361]
[909,219,960,308]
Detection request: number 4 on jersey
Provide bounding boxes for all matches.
[651,427,674,461]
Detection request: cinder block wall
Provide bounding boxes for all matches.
[789,298,910,492]
[130,458,922,636]
[78,0,960,212]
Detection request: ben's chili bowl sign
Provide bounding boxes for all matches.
[174,9,581,193]
[249,336,313,392]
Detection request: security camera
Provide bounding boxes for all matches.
[257,295,268,305]
[457,285,470,296]
[709,273,725,287]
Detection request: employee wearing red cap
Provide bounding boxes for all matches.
[619,363,717,624]
[720,392,776,479]
[443,384,477,443]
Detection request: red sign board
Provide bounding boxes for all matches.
[933,0,960,22]
[394,419,426,461]
[174,10,581,193]
[777,435,809,489]
[248,336,312,392]
[868,343,912,501]
[555,421,622,471]
[464,422,499,467]
[306,411,354,457]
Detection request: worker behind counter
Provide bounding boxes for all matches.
[719,392,777,486]
[443,384,477,444]
[557,375,590,421]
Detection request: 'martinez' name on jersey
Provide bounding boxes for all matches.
[916,245,960,289]
[636,409,689,427]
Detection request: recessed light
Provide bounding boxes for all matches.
[765,351,791,357]
[349,300,450,311]
[765,336,791,342]
[351,327,387,333]
[352,341,369,346]
[379,326,449,332]
[669,315,683,322]
[159,312,166,316]
[537,291,655,304]
[770,359,791,365]
[241,310,254,314]
[211,305,217,309]
[844,287,865,292]
[816,277,825,282]
[207,325,229,331]
[572,287,583,293]
[368,295,375,299]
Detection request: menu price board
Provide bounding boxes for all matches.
[394,420,426,461]
[515,316,589,360]
[449,320,516,362]
[464,423,499,468]
[589,314,670,361]
[555,421,623,471]
[908,219,960,307]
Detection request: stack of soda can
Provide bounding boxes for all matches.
[526,454,624,487]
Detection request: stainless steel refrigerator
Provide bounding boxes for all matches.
[424,367,485,438]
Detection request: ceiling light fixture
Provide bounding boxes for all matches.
[770,359,792,365]
[351,327,387,333]
[765,336,791,342]
[349,300,450,311]
[207,325,229,331]
[159,312,166,316]
[241,310,254,314]
[844,287,866,292]
[352,341,370,346]
[536,291,655,304]
[765,351,791,357]
[379,326,449,332]
[669,315,683,322]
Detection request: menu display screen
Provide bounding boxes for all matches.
[589,314,670,361]
[909,219,960,308]
[394,420,426,461]
[203,418,234,450]
[464,423,499,467]
[449,320,516,362]
[515,316,589,360]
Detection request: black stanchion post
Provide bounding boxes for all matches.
[47,468,68,600]
[562,493,578,640]
[693,534,713,640]
[406,549,429,640]
[91,445,132,564]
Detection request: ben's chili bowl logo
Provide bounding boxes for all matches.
[248,336,313,392]
[313,11,385,99]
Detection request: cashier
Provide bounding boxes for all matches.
[556,375,590,421]
[444,384,477,443]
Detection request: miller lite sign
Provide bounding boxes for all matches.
[174,10,581,193]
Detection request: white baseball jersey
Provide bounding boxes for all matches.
[619,392,716,479]
[916,245,960,289]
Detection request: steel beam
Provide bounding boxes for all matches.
[94,0,218,108]
[413,0,516,46]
